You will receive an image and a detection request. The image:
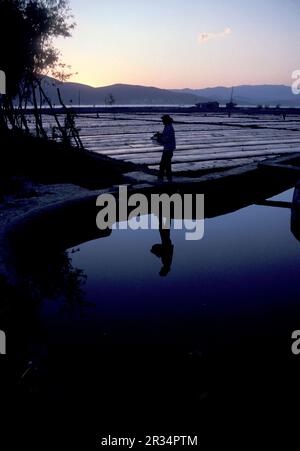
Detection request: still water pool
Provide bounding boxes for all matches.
[40,188,300,348]
[14,187,300,434]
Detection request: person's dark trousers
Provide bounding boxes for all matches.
[159,151,173,181]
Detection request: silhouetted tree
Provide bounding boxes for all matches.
[0,0,76,138]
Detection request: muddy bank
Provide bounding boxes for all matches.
[0,128,144,192]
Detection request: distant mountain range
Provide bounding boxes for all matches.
[40,78,204,106]
[173,85,300,106]
[39,77,300,106]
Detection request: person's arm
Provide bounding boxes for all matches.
[161,126,175,149]
[156,132,163,144]
[159,127,170,145]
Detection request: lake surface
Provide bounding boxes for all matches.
[14,187,300,435]
[40,188,300,347]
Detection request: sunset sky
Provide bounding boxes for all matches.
[55,0,300,89]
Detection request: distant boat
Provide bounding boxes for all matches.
[226,87,237,109]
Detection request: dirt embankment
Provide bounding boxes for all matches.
[0,128,143,195]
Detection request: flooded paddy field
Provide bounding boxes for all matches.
[6,184,300,440]
[27,111,300,174]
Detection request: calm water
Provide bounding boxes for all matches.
[39,188,300,347]
[13,187,300,439]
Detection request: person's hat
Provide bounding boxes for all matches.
[161,114,173,124]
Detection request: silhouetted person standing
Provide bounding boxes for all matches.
[157,115,176,182]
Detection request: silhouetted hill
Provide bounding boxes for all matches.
[174,85,300,106]
[40,78,206,105]
[33,79,300,107]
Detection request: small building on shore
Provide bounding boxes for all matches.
[195,101,220,111]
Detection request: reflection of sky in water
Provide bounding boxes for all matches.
[41,188,300,344]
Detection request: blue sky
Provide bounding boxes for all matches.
[55,0,300,88]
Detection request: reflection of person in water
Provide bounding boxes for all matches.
[151,222,174,277]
